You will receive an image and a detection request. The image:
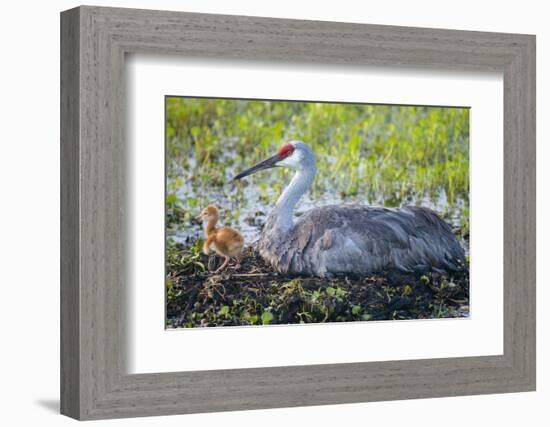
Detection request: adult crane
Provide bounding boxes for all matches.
[233,140,466,278]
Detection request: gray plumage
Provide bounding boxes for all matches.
[234,140,466,278]
[259,204,466,277]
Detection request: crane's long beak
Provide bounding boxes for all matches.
[232,153,282,181]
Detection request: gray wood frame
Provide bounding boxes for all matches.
[60,5,536,420]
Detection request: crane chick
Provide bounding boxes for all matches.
[197,205,244,273]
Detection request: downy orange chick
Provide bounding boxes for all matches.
[197,205,244,273]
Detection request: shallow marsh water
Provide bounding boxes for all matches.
[167,150,469,254]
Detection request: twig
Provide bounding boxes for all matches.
[230,273,272,278]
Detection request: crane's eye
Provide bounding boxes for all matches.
[278,143,295,157]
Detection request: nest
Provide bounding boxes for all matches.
[166,243,469,328]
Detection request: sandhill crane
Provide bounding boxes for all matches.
[233,140,466,278]
[197,205,244,273]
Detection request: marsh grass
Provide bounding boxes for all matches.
[166,97,469,243]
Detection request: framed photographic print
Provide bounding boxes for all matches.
[61,5,536,420]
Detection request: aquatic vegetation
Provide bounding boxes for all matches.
[166,244,469,327]
[166,98,470,245]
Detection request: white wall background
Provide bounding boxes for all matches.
[0,0,546,425]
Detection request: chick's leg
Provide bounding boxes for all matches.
[214,255,230,274]
[230,255,242,270]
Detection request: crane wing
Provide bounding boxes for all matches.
[277,205,466,277]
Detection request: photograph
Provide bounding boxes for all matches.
[165,97,470,328]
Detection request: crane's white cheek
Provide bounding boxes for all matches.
[277,155,301,169]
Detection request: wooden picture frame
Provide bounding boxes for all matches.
[60,5,536,420]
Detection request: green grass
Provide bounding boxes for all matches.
[166,97,469,244]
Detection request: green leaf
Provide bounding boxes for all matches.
[166,193,178,206]
[219,305,230,316]
[352,305,361,315]
[362,314,373,321]
[261,311,274,325]
[325,287,336,297]
[186,197,199,209]
[335,287,347,298]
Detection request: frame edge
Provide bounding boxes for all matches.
[60,6,81,420]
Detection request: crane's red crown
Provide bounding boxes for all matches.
[278,143,295,157]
